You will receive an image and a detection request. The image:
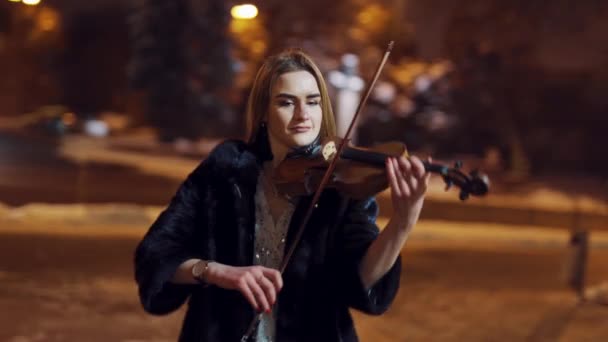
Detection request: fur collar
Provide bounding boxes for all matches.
[204,139,263,190]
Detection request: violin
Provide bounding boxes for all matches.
[274,137,489,201]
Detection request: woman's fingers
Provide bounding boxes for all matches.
[398,157,416,195]
[261,267,283,291]
[237,276,259,311]
[258,275,277,307]
[410,156,426,179]
[396,156,430,197]
[216,265,283,312]
[248,267,283,312]
[386,157,402,198]
[395,157,412,197]
[409,156,428,193]
[246,273,270,312]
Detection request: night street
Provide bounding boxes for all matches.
[0,132,181,206]
[1,0,608,340]
[0,220,607,342]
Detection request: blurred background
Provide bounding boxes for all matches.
[0,0,607,341]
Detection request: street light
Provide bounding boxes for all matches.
[22,0,41,5]
[231,4,258,20]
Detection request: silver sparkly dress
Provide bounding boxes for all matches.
[254,172,297,341]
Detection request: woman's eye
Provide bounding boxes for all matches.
[278,101,294,107]
[307,100,320,106]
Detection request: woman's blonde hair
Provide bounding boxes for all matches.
[245,49,336,144]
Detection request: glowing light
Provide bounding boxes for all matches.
[8,0,22,3]
[22,0,41,5]
[62,112,76,126]
[38,7,59,31]
[231,4,258,20]
[356,4,389,36]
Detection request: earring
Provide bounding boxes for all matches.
[258,121,268,140]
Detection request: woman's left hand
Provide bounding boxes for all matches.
[385,156,431,232]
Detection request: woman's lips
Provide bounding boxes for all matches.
[290,126,311,133]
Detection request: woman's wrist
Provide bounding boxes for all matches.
[389,215,414,232]
[192,260,215,285]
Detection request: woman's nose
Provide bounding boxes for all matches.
[294,102,310,120]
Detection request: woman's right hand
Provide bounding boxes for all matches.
[206,262,283,313]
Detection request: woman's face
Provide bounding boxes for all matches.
[267,70,323,149]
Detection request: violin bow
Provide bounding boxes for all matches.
[241,41,394,341]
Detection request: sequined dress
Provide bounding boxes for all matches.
[254,172,297,341]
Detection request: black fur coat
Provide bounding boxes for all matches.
[134,140,401,341]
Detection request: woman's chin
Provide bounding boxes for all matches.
[289,132,318,147]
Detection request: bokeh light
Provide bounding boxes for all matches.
[231,4,258,20]
[23,0,41,6]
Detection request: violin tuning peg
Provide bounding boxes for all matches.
[459,190,470,201]
[454,160,463,169]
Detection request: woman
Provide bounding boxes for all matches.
[134,49,430,341]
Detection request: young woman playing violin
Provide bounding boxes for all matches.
[134,49,430,342]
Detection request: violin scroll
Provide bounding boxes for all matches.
[424,160,489,201]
